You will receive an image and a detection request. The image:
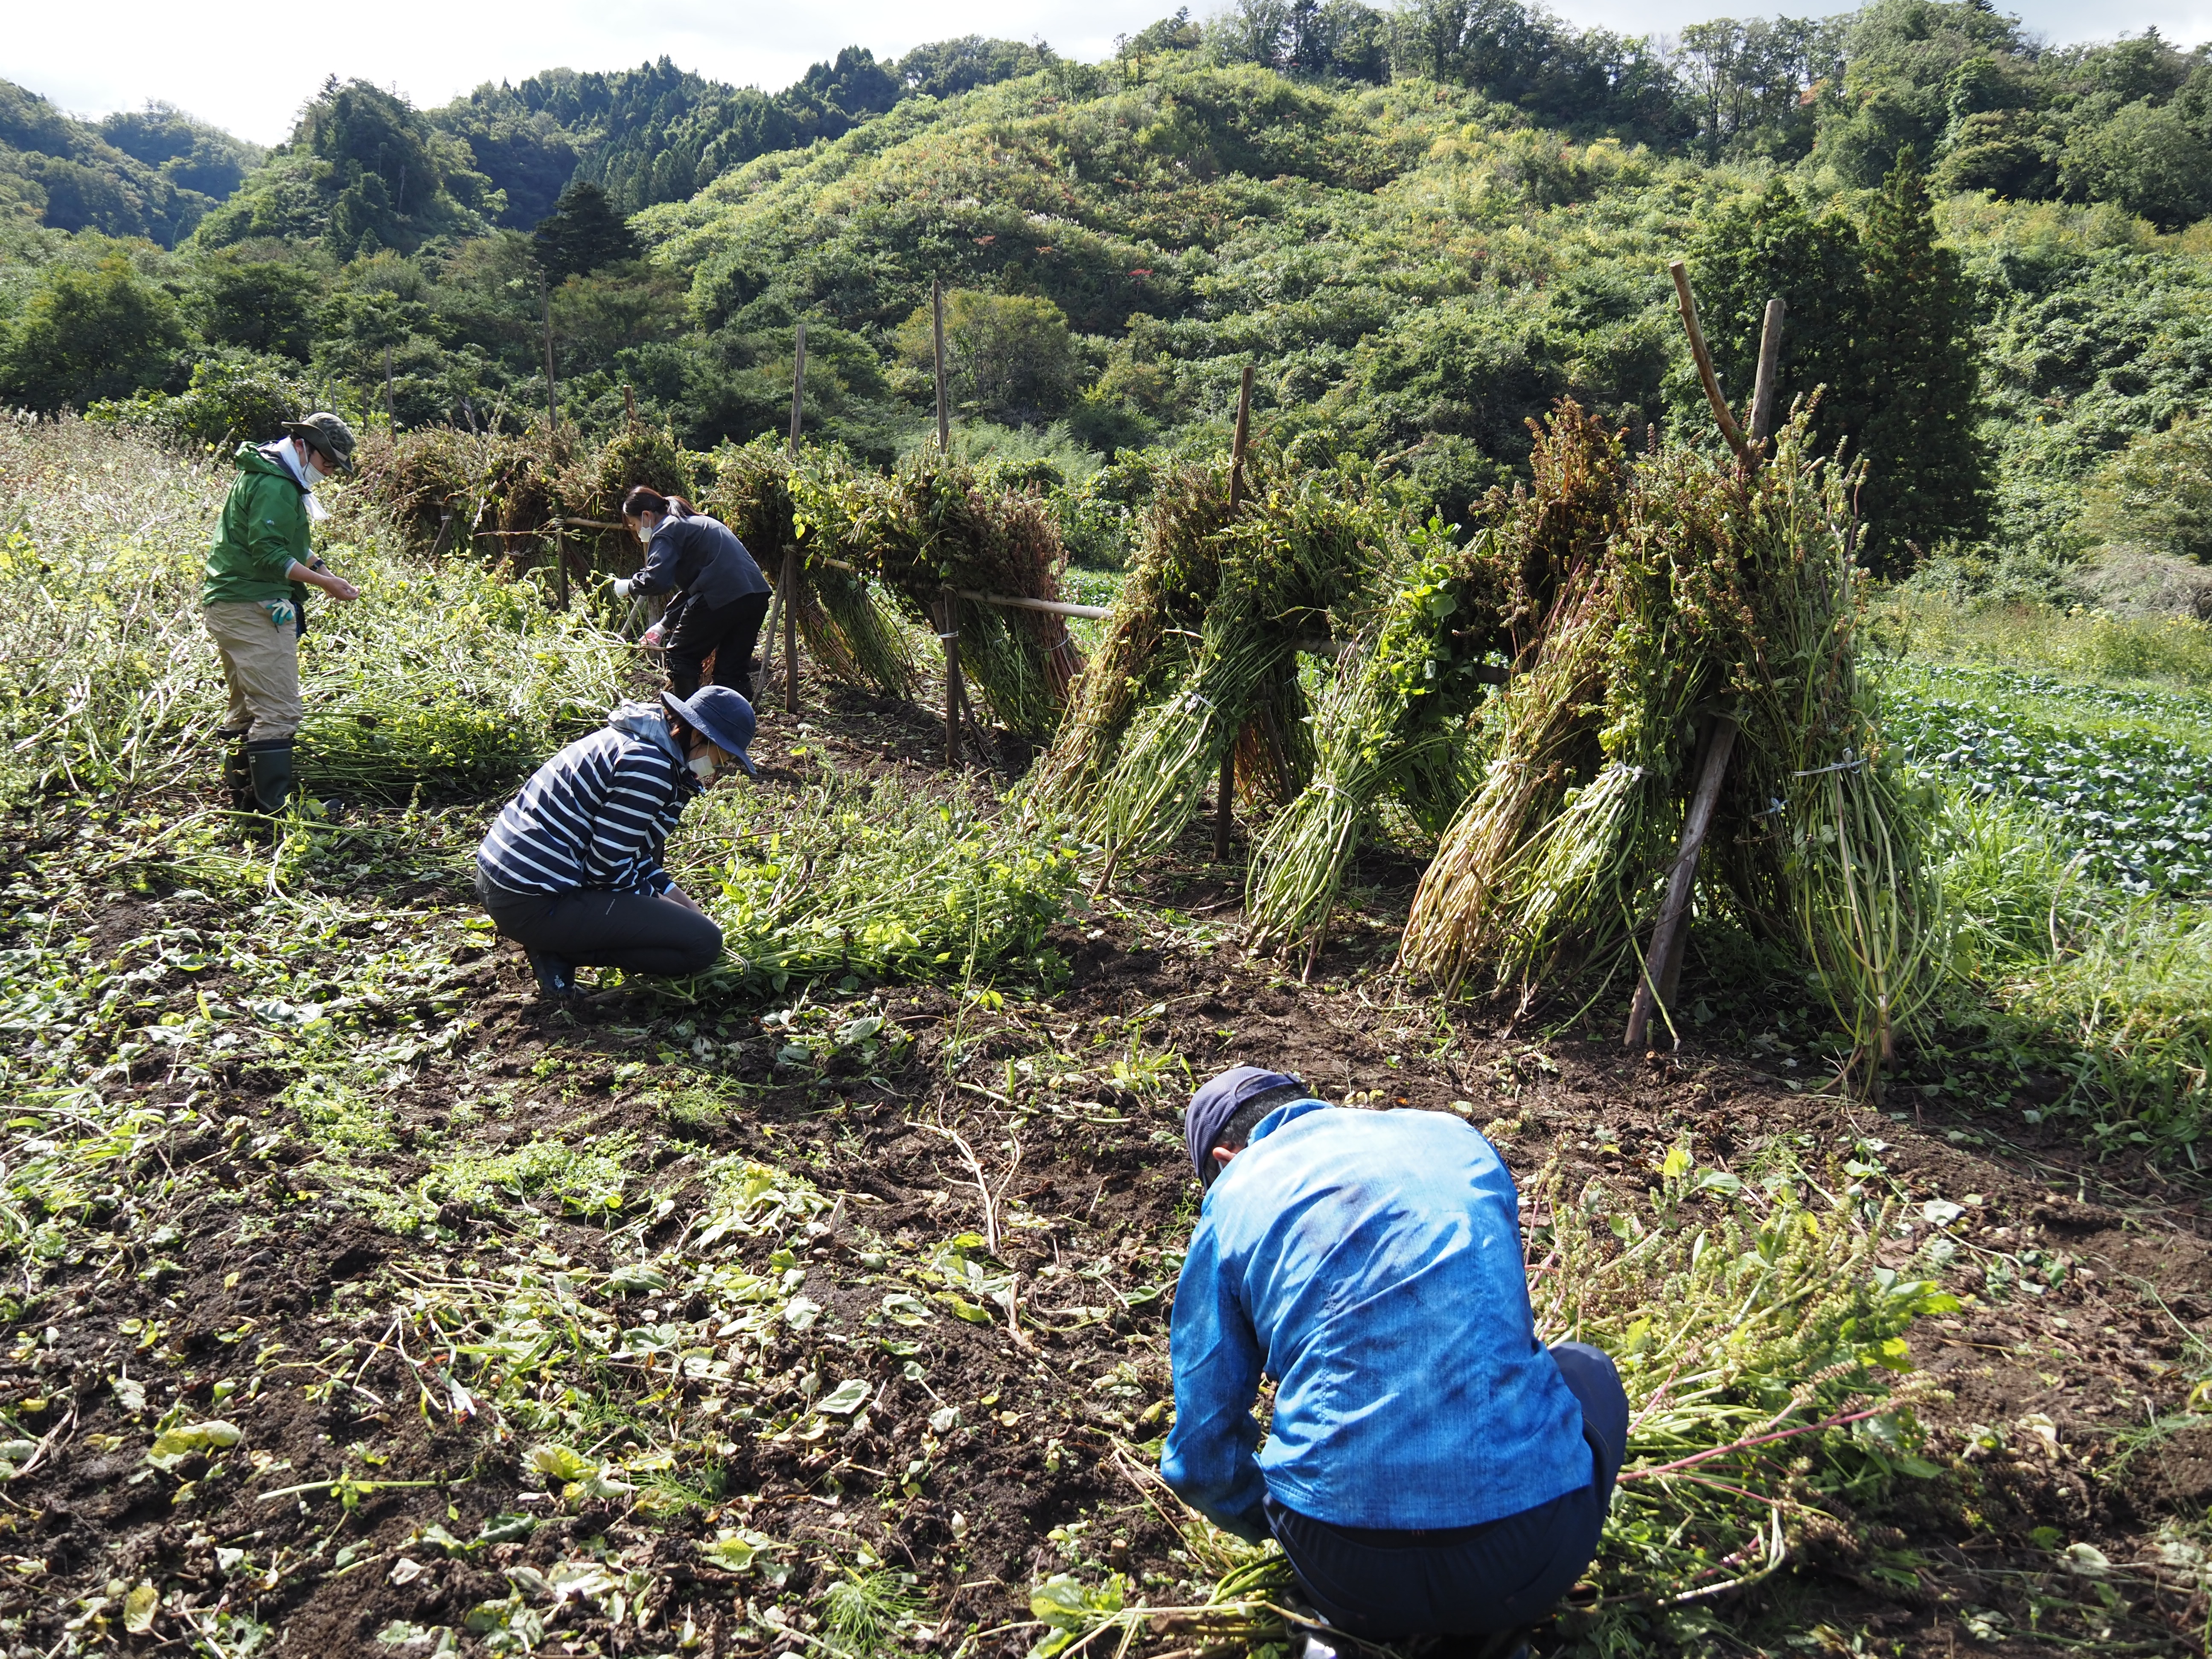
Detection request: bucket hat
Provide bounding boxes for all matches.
[661,686,759,777]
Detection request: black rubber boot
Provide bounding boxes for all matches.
[244,738,295,814]
[222,742,253,811]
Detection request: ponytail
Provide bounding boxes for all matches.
[622,485,696,521]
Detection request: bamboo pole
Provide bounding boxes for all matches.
[783,322,806,716]
[1748,298,1787,445]
[1216,365,1254,863]
[1626,717,1738,1050]
[940,591,962,766]
[1668,261,1748,465]
[552,516,568,611]
[933,278,950,454]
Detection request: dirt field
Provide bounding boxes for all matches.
[0,677,2206,1658]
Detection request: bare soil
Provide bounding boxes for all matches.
[0,677,2205,1656]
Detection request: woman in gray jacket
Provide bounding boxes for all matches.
[611,487,773,700]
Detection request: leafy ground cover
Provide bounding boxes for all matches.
[1876,661,2212,897]
[0,423,2206,1656]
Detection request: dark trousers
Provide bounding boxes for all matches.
[1266,1342,1629,1642]
[664,590,771,700]
[476,867,722,977]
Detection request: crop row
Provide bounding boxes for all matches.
[1876,663,2212,898]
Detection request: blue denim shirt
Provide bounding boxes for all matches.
[1161,1103,1590,1538]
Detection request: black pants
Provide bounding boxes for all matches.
[1266,1343,1629,1641]
[476,867,722,976]
[664,590,771,701]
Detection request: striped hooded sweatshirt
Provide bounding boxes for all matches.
[477,702,701,896]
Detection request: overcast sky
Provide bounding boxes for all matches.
[6,0,2209,148]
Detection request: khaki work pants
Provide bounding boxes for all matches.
[203,601,302,742]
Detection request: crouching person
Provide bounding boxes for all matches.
[474,687,757,999]
[1162,1068,1629,1653]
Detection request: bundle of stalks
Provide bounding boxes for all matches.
[1244,516,1519,964]
[798,445,1079,734]
[1042,445,1392,868]
[707,440,917,699]
[1030,460,1232,812]
[1396,404,1942,1078]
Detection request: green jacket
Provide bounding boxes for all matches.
[202,443,311,611]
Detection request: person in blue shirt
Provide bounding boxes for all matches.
[611,488,774,701]
[1163,1067,1629,1648]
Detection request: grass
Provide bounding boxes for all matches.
[1876,589,2212,692]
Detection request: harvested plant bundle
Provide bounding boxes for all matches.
[706,440,917,698]
[795,445,1079,735]
[1030,460,1232,812]
[1042,444,1394,866]
[1243,515,1520,961]
[1397,406,1941,1073]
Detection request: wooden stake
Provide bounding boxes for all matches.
[538,271,559,435]
[757,585,783,696]
[932,278,950,454]
[783,323,806,715]
[382,343,396,432]
[624,382,639,431]
[1625,716,1739,1051]
[788,321,807,457]
[1668,261,1748,464]
[553,516,568,611]
[1216,364,1255,863]
[1748,297,1787,445]
[940,591,961,767]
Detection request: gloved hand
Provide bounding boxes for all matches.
[641,624,665,648]
[612,577,634,599]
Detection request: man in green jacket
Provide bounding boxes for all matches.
[203,413,362,812]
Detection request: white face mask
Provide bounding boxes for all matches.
[298,446,325,482]
[687,753,717,781]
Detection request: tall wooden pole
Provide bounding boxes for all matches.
[783,322,806,715]
[1625,718,1738,1050]
[932,278,950,454]
[382,343,396,432]
[624,382,639,431]
[1215,364,1255,863]
[1668,261,1747,465]
[1747,298,1788,445]
[940,592,961,766]
[538,271,559,435]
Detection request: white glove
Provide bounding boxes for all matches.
[612,578,633,599]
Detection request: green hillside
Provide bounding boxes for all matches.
[0,80,262,246]
[0,0,2205,596]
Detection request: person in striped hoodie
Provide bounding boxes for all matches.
[475,685,757,999]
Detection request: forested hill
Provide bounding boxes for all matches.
[429,39,1055,229]
[2,0,2209,592]
[0,80,263,246]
